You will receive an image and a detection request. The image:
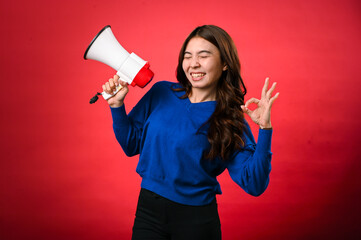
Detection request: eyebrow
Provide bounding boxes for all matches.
[184,50,212,55]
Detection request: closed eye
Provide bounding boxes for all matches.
[199,55,209,59]
[184,52,192,59]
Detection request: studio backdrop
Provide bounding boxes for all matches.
[1,0,360,239]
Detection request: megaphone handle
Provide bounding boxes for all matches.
[101,84,123,100]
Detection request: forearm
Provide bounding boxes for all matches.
[111,105,141,157]
[227,129,273,196]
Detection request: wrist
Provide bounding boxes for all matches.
[109,101,124,108]
[260,123,272,130]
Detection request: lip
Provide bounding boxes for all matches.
[190,72,206,81]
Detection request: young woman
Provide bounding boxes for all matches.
[103,25,279,240]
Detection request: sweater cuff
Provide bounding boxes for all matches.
[256,129,273,153]
[110,105,128,126]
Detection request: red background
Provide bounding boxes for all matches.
[1,0,361,239]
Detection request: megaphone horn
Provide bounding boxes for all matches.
[84,25,154,103]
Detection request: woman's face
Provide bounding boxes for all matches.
[182,37,226,96]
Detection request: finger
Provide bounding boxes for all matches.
[109,78,115,89]
[108,79,117,93]
[104,82,111,94]
[244,98,260,108]
[113,75,120,85]
[241,105,252,116]
[119,79,128,87]
[107,81,114,93]
[266,82,277,99]
[269,92,280,106]
[261,77,270,98]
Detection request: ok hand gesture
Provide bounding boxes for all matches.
[241,77,279,129]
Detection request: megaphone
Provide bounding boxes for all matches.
[84,25,154,103]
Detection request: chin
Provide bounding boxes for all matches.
[190,81,205,88]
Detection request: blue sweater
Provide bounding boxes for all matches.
[110,81,272,206]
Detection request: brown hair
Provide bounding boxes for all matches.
[174,25,247,161]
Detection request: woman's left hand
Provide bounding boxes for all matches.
[241,77,279,129]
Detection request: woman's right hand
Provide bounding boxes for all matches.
[102,75,129,108]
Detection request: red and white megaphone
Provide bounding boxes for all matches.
[84,25,154,103]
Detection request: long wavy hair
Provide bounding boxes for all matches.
[174,25,247,161]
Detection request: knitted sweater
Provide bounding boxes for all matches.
[110,81,272,206]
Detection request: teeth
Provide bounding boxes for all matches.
[191,73,205,78]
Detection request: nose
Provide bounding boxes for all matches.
[190,57,200,68]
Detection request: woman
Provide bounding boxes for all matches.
[103,25,279,240]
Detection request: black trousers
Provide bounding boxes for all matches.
[132,188,222,240]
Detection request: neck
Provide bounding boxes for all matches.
[188,88,216,103]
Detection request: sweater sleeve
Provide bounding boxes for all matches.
[110,105,143,157]
[110,82,163,157]
[225,125,273,196]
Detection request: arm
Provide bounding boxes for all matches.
[226,126,272,196]
[228,77,278,196]
[111,105,143,157]
[103,75,155,156]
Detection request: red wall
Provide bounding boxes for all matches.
[1,0,361,239]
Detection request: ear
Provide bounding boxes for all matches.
[223,64,228,71]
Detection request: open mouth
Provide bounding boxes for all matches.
[191,73,206,79]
